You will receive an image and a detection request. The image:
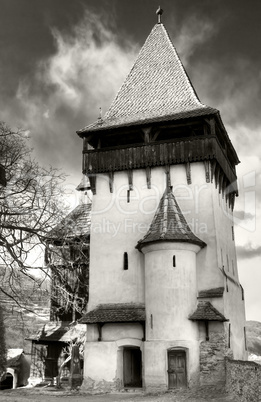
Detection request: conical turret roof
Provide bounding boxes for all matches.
[78,23,217,135]
[136,187,206,251]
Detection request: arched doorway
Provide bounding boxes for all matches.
[168,349,187,388]
[0,373,13,390]
[123,347,142,388]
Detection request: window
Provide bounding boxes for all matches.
[232,226,234,241]
[123,252,128,270]
[244,326,247,351]
[173,255,176,267]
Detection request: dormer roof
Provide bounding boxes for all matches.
[136,186,206,251]
[189,301,228,322]
[77,23,217,135]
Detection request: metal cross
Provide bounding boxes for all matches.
[156,6,163,23]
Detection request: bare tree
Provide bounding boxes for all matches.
[0,304,6,378]
[0,122,68,306]
[46,205,90,322]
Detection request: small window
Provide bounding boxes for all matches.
[123,252,128,270]
[127,190,130,203]
[232,226,234,241]
[150,314,153,329]
[244,326,247,351]
[173,255,176,267]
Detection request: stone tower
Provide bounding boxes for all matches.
[78,11,247,392]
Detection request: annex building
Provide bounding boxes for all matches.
[77,9,247,392]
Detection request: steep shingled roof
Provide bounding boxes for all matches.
[136,188,206,250]
[189,301,228,322]
[48,203,91,241]
[80,303,145,324]
[77,23,217,135]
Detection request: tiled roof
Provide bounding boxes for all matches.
[27,322,86,342]
[198,287,224,298]
[189,301,228,322]
[136,188,206,250]
[80,303,145,324]
[77,23,217,135]
[49,203,91,241]
[7,349,24,368]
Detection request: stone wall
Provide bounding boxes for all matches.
[81,376,122,393]
[200,329,231,386]
[226,358,261,402]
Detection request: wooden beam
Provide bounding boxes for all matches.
[204,161,210,183]
[215,165,220,189]
[88,174,96,195]
[211,160,216,183]
[146,166,151,189]
[186,162,192,185]
[210,117,216,136]
[219,171,224,194]
[109,171,114,193]
[142,127,152,143]
[151,129,161,142]
[127,170,133,190]
[165,165,171,189]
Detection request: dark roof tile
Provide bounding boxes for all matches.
[198,287,224,298]
[80,303,145,324]
[136,188,205,250]
[189,301,228,322]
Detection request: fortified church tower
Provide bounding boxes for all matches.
[78,8,247,392]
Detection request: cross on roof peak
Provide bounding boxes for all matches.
[156,6,163,24]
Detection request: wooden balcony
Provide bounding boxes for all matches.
[83,136,237,185]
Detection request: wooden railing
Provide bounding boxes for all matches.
[83,136,237,184]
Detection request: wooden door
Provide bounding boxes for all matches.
[168,350,187,388]
[123,347,142,387]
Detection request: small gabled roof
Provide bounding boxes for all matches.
[80,303,145,324]
[136,187,206,251]
[189,301,228,322]
[77,23,217,135]
[48,203,91,241]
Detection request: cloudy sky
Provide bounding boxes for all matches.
[0,0,260,320]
